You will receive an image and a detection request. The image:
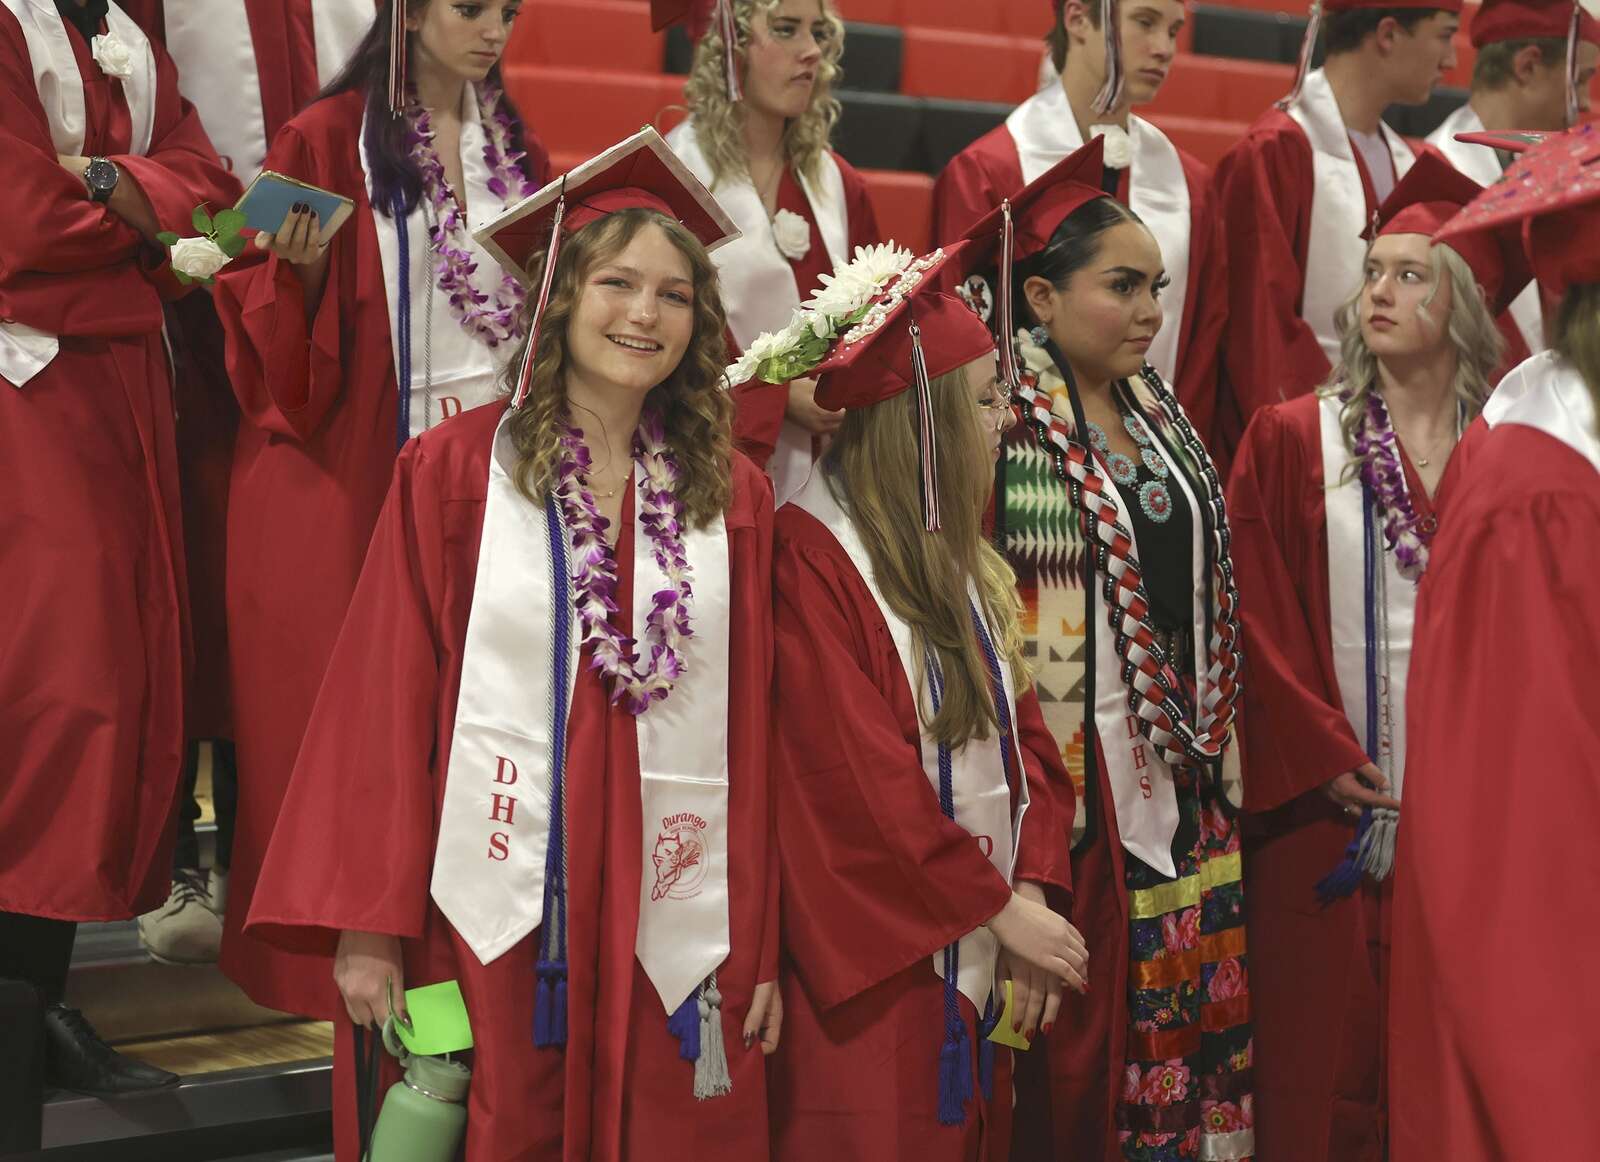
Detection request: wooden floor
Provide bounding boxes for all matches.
[118,1020,335,1076]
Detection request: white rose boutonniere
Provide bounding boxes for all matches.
[1090,123,1133,170]
[90,33,135,79]
[169,236,232,280]
[771,208,811,261]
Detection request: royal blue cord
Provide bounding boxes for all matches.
[534,494,572,1047]
[393,194,412,452]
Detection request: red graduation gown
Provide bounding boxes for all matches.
[729,154,880,468]
[1227,394,1467,1162]
[246,402,779,1162]
[765,505,1075,1162]
[1389,424,1600,1161]
[931,127,1228,448]
[212,89,549,1016]
[0,10,237,920]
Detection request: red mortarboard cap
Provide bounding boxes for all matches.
[1454,128,1550,153]
[1321,0,1463,12]
[1366,151,1532,313]
[1470,0,1600,45]
[1435,121,1600,294]
[650,0,743,99]
[955,136,1109,389]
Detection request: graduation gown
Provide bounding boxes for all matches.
[1227,392,1466,1162]
[0,2,238,920]
[765,499,1075,1162]
[246,402,779,1162]
[931,93,1228,447]
[1389,354,1600,1161]
[212,89,549,1016]
[1211,70,1416,449]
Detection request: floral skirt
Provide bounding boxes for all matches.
[1117,764,1255,1162]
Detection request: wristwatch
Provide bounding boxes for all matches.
[83,156,119,204]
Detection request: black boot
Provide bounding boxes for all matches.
[43,1005,179,1096]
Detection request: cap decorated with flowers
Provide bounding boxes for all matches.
[727,240,996,531]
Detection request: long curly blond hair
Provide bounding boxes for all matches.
[683,0,845,189]
[505,209,734,528]
[1321,241,1504,478]
[823,365,1029,749]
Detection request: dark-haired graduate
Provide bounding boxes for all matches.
[1212,0,1461,445]
[1226,151,1523,1162]
[211,0,548,1019]
[961,138,1252,1162]
[1389,123,1600,1162]
[738,241,1083,1159]
[245,129,780,1161]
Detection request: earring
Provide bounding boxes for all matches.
[1029,324,1050,348]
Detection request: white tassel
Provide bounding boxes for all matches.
[693,977,733,1100]
[1355,807,1399,882]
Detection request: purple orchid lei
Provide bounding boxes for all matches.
[1348,387,1431,581]
[405,82,537,349]
[555,413,695,716]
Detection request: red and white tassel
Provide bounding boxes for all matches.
[387,0,407,115]
[513,184,568,410]
[719,0,743,103]
[996,201,1020,392]
[1276,0,1322,110]
[1090,0,1125,115]
[1566,0,1582,127]
[908,321,941,534]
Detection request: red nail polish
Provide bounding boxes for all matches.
[1013,1021,1023,1034]
[1042,1022,1053,1036]
[1024,1029,1034,1043]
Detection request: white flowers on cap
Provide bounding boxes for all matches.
[91,33,135,79]
[771,208,812,261]
[169,237,232,281]
[1090,123,1133,170]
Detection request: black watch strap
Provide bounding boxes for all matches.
[84,156,117,204]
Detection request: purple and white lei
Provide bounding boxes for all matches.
[405,82,537,349]
[556,413,695,716]
[1348,387,1432,581]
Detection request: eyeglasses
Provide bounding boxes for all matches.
[976,396,1015,432]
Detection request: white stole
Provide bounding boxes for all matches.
[1,0,156,389]
[1076,383,1214,876]
[790,470,1029,1013]
[1319,393,1415,797]
[1287,69,1416,367]
[666,119,849,506]
[1005,83,1192,385]
[1484,350,1600,474]
[1427,103,1546,356]
[359,90,512,440]
[432,411,733,1016]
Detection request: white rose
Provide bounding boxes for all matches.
[91,33,135,80]
[1090,123,1133,170]
[169,236,232,280]
[771,208,811,261]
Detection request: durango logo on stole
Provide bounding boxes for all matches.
[650,812,710,902]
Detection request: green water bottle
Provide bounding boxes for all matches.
[367,1051,470,1162]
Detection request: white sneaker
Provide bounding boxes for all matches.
[208,865,228,916]
[137,868,222,965]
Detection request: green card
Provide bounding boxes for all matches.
[396,980,474,1056]
[985,979,1031,1051]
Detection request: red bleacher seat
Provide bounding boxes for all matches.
[834,0,905,25]
[1143,112,1252,168]
[1143,56,1292,124]
[860,169,935,252]
[508,0,662,74]
[900,27,1038,105]
[503,65,686,158]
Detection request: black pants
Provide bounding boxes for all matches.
[0,911,75,1007]
[172,737,237,874]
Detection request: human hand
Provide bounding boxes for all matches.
[253,205,328,266]
[986,887,1088,995]
[334,930,406,1029]
[57,154,90,180]
[743,979,783,1055]
[1002,884,1065,1039]
[784,376,844,435]
[1322,762,1400,816]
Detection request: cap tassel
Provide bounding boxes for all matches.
[512,179,568,410]
[719,0,743,103]
[387,0,407,116]
[1277,0,1322,110]
[1089,0,1125,115]
[908,321,941,534]
[1566,0,1582,127]
[996,201,1020,392]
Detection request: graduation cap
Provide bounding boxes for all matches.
[651,0,743,100]
[1364,151,1532,314]
[474,126,740,408]
[1469,0,1598,125]
[1278,0,1467,109]
[956,135,1111,391]
[1436,121,1600,295]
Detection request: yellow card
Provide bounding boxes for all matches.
[985,979,1031,1051]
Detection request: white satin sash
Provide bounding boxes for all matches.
[667,120,849,505]
[1484,350,1600,474]
[790,470,1029,1012]
[432,412,732,1016]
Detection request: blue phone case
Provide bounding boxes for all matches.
[235,172,353,242]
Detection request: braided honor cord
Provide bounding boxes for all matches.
[1011,358,1241,767]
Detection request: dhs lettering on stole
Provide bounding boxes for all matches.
[486,754,518,861]
[1127,714,1153,798]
